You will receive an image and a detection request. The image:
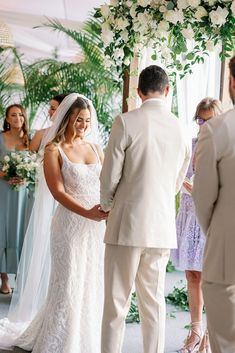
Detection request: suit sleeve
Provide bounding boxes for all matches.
[175,138,192,194]
[100,115,127,212]
[192,123,219,235]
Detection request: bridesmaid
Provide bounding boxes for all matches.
[29,93,67,152]
[0,104,30,294]
[171,98,223,353]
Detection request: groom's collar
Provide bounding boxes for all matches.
[141,98,166,106]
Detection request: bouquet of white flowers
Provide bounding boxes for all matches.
[0,151,40,191]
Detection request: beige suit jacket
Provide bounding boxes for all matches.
[100,99,191,248]
[193,107,235,284]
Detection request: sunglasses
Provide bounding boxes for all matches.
[195,116,213,126]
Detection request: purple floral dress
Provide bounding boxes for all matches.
[171,138,205,272]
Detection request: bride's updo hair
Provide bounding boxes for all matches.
[51,97,91,144]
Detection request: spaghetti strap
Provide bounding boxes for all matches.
[89,143,101,164]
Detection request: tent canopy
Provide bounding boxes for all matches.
[0,0,103,62]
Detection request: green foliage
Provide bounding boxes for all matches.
[166,284,189,311]
[126,292,140,323]
[0,18,122,129]
[166,260,175,273]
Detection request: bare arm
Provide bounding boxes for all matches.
[29,130,45,152]
[44,144,108,222]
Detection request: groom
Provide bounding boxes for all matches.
[100,65,191,353]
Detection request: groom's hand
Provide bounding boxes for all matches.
[85,204,109,222]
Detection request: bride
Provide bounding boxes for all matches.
[0,94,108,352]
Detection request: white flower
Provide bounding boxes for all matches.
[113,48,125,60]
[11,152,17,159]
[164,9,184,25]
[110,0,118,6]
[116,17,129,30]
[124,57,131,66]
[210,6,229,26]
[177,0,188,10]
[126,0,133,7]
[181,26,194,40]
[195,6,208,20]
[100,4,110,18]
[158,20,169,32]
[205,0,217,5]
[187,0,201,8]
[2,165,9,172]
[130,5,137,18]
[137,12,152,27]
[206,40,215,52]
[101,23,114,46]
[4,155,10,162]
[231,0,235,16]
[137,0,149,7]
[160,44,172,61]
[120,30,129,42]
[159,5,167,13]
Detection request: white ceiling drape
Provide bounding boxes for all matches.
[0,0,103,62]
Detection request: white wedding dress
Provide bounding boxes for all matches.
[0,145,105,353]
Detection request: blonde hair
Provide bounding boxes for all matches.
[194,97,223,119]
[51,97,91,144]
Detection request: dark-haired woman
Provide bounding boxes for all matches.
[29,94,67,152]
[0,104,30,294]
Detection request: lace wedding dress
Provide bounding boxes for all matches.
[0,145,105,353]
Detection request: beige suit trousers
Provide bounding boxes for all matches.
[101,245,170,353]
[202,280,235,353]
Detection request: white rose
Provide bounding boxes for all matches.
[2,165,9,172]
[159,5,167,13]
[177,0,188,10]
[137,12,151,26]
[205,0,217,5]
[120,30,129,42]
[209,6,229,26]
[187,0,201,7]
[110,0,118,6]
[124,57,131,66]
[158,20,169,32]
[104,57,112,68]
[100,4,110,18]
[126,0,133,7]
[101,23,114,46]
[164,9,184,25]
[231,0,235,16]
[130,5,137,18]
[181,26,194,40]
[206,40,215,52]
[195,6,208,20]
[11,152,17,159]
[160,44,172,61]
[116,17,129,30]
[137,0,149,7]
[113,48,125,60]
[4,155,10,162]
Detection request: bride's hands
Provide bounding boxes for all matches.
[84,204,109,222]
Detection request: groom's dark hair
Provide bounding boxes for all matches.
[138,65,169,95]
[229,56,235,78]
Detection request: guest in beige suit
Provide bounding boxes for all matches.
[192,56,235,353]
[100,65,191,353]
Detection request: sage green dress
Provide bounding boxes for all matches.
[0,132,30,273]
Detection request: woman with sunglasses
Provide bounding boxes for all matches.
[171,98,222,353]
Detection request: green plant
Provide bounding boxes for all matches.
[95,0,235,78]
[126,292,140,323]
[166,260,175,273]
[166,284,189,311]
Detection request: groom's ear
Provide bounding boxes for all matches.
[137,88,144,100]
